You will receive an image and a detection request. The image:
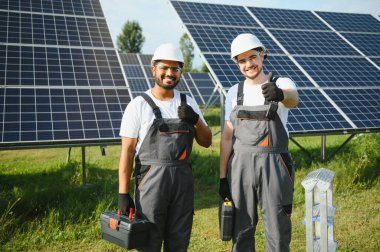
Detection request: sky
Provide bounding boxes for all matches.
[99,0,380,68]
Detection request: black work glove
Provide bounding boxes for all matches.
[118,193,135,215]
[261,72,284,102]
[178,104,199,125]
[219,178,232,201]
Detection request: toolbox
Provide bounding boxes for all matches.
[100,211,151,249]
[219,200,235,241]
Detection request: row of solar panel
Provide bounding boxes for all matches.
[0,11,113,47]
[171,1,380,33]
[204,54,380,88]
[0,87,129,142]
[170,1,380,133]
[186,25,380,57]
[0,45,125,87]
[1,85,378,142]
[0,0,104,17]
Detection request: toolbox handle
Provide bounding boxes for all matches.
[129,208,134,220]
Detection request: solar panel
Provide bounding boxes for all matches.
[203,54,314,88]
[316,11,380,33]
[288,89,352,132]
[170,0,380,134]
[340,33,380,56]
[324,88,380,128]
[171,1,258,27]
[0,0,131,148]
[370,57,380,67]
[186,25,284,55]
[0,0,104,16]
[248,7,330,31]
[294,56,380,87]
[270,30,360,56]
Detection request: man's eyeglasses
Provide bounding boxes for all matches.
[237,52,261,65]
[156,65,182,73]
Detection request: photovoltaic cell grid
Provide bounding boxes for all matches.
[0,0,104,16]
[315,12,380,33]
[170,0,380,133]
[0,0,131,148]
[288,89,352,132]
[120,53,219,105]
[324,88,380,128]
[248,7,330,31]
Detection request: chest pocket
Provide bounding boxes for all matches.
[233,105,270,146]
[157,119,193,160]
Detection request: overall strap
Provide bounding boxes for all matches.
[140,93,162,119]
[180,93,187,106]
[237,81,244,105]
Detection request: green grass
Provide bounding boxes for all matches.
[1,106,379,251]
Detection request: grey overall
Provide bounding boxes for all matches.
[229,81,295,252]
[134,93,195,252]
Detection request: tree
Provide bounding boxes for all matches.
[179,33,194,72]
[117,20,145,53]
[200,63,209,72]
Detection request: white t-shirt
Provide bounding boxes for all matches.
[119,89,207,153]
[224,77,297,135]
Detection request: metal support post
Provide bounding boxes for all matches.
[220,92,225,133]
[67,147,72,163]
[302,168,337,251]
[81,146,87,186]
[321,135,326,162]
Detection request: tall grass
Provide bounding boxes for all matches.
[1,106,379,251]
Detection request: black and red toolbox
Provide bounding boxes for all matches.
[100,211,151,249]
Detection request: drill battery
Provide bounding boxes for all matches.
[100,211,151,249]
[219,200,235,241]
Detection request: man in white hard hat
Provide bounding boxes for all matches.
[219,33,299,251]
[118,43,212,251]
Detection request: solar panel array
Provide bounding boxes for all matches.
[120,53,219,105]
[170,1,380,135]
[0,0,131,148]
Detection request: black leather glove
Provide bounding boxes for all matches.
[178,104,199,125]
[261,75,284,102]
[118,193,135,215]
[219,178,232,201]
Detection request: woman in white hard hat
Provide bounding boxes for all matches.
[219,33,299,252]
[118,43,212,251]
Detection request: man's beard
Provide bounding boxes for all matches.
[155,75,180,90]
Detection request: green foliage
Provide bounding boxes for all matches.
[179,33,194,72]
[0,108,379,251]
[116,20,145,53]
[200,63,209,72]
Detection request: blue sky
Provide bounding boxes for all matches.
[99,0,380,67]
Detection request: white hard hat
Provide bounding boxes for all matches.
[151,43,184,66]
[230,33,266,62]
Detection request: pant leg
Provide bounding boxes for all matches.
[230,152,259,252]
[258,153,294,252]
[135,165,169,252]
[163,164,194,252]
